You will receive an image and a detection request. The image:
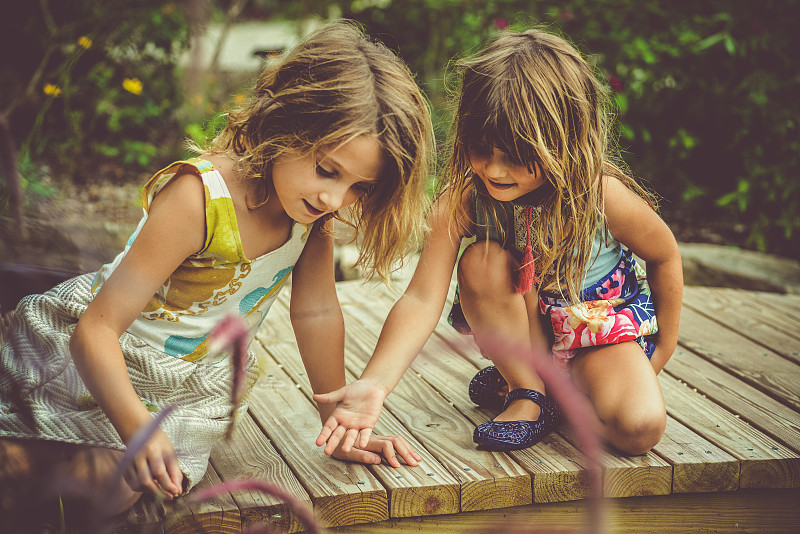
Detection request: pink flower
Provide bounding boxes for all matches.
[607,74,624,93]
[600,311,639,345]
[494,17,509,30]
[558,10,575,22]
[549,307,576,350]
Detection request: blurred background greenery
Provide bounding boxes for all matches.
[1,0,798,259]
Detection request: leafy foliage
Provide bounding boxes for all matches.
[0,0,192,181]
[325,0,800,257]
[2,0,799,257]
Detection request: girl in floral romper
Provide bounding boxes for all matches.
[314,27,683,455]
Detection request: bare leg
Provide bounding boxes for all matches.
[570,341,666,454]
[59,444,143,516]
[0,437,142,525]
[457,241,548,422]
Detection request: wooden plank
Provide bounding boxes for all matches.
[247,339,389,528]
[391,320,593,504]
[258,329,461,519]
[665,346,800,453]
[116,498,165,534]
[329,488,800,534]
[335,293,532,512]
[166,465,241,534]
[209,414,311,532]
[682,286,800,364]
[659,373,800,488]
[677,306,800,412]
[346,279,677,502]
[755,289,800,317]
[555,426,673,499]
[653,415,739,494]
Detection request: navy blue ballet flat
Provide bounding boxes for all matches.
[468,365,508,411]
[473,388,560,451]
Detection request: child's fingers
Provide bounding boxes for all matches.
[340,448,381,465]
[316,417,338,447]
[389,437,419,467]
[380,440,400,468]
[150,459,176,499]
[165,454,183,496]
[358,428,373,449]
[324,425,347,455]
[340,428,360,453]
[132,457,162,497]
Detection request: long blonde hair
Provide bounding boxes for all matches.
[207,20,433,281]
[445,28,656,302]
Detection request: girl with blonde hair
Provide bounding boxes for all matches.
[315,27,682,454]
[0,19,432,519]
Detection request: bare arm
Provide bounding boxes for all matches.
[289,220,347,421]
[314,196,465,452]
[603,176,683,374]
[69,173,206,498]
[291,219,424,467]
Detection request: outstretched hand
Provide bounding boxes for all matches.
[313,379,388,455]
[331,434,422,468]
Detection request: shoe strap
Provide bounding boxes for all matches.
[503,388,560,421]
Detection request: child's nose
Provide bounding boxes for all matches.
[483,154,506,179]
[319,184,349,212]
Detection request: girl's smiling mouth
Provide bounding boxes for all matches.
[303,200,325,216]
[486,178,515,190]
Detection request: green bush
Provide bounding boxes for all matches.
[325,0,800,258]
[0,0,192,183]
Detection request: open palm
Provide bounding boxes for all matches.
[313,379,387,455]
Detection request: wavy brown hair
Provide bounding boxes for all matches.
[205,20,433,281]
[444,28,656,302]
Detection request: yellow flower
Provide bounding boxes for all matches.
[162,3,176,14]
[122,77,143,95]
[43,83,62,97]
[233,93,247,106]
[78,36,92,49]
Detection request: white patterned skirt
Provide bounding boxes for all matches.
[0,273,259,490]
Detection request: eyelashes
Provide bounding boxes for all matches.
[316,163,375,195]
[315,164,335,178]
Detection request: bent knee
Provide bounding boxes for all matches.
[608,408,666,455]
[458,241,515,294]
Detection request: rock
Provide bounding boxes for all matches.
[679,242,800,294]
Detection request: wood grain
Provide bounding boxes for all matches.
[166,464,241,534]
[258,324,461,519]
[682,286,800,364]
[664,346,800,454]
[329,489,800,534]
[209,414,311,532]
[653,415,738,493]
[677,307,800,411]
[338,292,532,512]
[660,374,800,488]
[247,338,388,528]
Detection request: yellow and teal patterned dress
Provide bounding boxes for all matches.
[0,158,310,489]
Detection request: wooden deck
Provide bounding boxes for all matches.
[119,278,800,533]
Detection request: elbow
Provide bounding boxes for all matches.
[290,305,343,327]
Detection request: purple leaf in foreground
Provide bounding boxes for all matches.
[209,314,251,439]
[456,333,605,534]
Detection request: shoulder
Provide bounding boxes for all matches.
[429,186,473,238]
[601,174,652,216]
[145,171,206,252]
